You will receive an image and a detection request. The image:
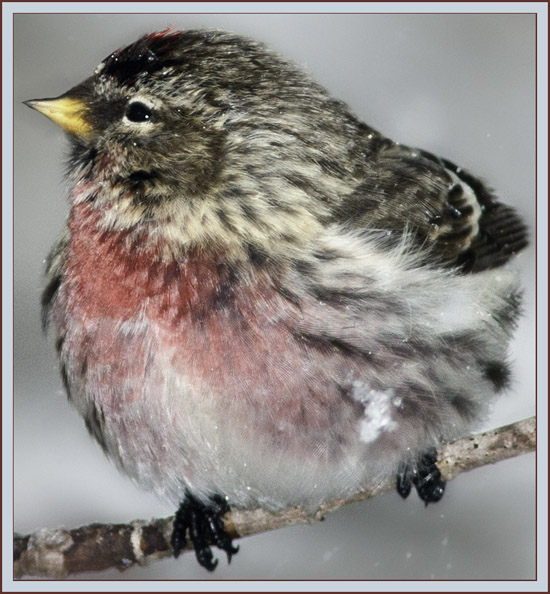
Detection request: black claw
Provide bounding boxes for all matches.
[171,503,190,559]
[171,490,239,571]
[207,494,240,562]
[208,514,240,562]
[415,448,446,504]
[396,461,413,499]
[396,447,446,505]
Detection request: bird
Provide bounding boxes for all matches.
[25,28,528,571]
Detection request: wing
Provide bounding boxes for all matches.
[334,142,528,272]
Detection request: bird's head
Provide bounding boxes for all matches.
[26,29,366,262]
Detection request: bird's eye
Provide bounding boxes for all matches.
[125,102,153,123]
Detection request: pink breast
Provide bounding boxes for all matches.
[60,203,361,454]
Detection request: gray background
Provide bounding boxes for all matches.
[14,13,536,581]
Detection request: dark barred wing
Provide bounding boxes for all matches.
[440,157,529,272]
[336,141,528,272]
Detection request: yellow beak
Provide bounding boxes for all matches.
[24,96,93,138]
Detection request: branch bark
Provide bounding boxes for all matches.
[13,416,536,579]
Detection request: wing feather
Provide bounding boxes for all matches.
[335,142,528,272]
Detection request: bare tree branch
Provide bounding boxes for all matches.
[13,416,536,579]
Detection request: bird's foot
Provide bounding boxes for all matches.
[171,491,239,571]
[396,447,446,505]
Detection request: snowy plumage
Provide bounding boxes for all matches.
[27,29,527,566]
